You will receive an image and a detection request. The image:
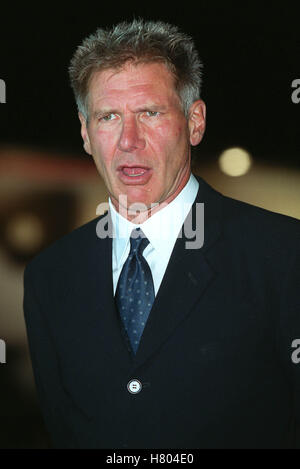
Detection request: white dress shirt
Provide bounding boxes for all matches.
[109,173,199,296]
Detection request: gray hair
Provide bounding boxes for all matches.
[69,19,203,121]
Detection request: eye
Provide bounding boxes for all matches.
[100,113,117,122]
[145,111,160,117]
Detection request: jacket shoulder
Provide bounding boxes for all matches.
[217,191,300,261]
[24,213,105,277]
[197,174,300,234]
[222,191,300,234]
[196,175,300,250]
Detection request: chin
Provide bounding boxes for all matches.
[127,197,153,211]
[123,188,154,205]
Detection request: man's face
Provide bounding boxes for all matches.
[80,61,205,216]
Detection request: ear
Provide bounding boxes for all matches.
[78,112,92,155]
[188,100,206,146]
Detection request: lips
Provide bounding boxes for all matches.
[122,167,148,176]
[117,165,152,184]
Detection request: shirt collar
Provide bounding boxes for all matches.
[109,173,199,268]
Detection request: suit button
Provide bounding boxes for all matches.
[127,379,142,394]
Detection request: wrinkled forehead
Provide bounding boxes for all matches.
[89,60,176,87]
[87,61,180,110]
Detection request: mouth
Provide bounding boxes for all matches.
[121,166,149,176]
[117,165,153,185]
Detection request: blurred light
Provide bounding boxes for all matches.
[219,147,252,176]
[5,212,45,253]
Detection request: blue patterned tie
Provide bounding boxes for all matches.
[116,227,155,354]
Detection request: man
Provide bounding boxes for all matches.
[23,19,300,448]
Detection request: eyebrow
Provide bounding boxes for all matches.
[137,105,167,112]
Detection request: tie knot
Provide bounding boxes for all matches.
[129,228,149,256]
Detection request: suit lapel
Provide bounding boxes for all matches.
[133,176,224,367]
[66,212,135,373]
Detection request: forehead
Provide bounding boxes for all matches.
[88,62,179,109]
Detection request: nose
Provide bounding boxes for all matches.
[117,115,146,152]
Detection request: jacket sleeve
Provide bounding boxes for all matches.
[23,262,77,448]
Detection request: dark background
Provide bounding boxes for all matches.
[0,2,299,166]
[0,1,299,449]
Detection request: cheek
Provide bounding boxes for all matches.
[153,123,187,166]
[176,125,184,138]
[150,122,183,151]
[90,133,115,165]
[161,114,186,139]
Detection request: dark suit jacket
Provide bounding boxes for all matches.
[23,175,300,448]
